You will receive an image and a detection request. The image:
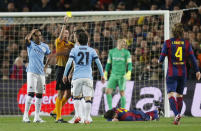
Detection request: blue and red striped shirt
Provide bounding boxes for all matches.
[112,108,150,121]
[159,38,199,77]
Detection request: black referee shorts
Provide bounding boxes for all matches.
[55,65,71,91]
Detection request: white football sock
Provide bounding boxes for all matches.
[35,97,42,119]
[73,99,80,118]
[79,98,85,121]
[24,95,33,117]
[84,101,92,121]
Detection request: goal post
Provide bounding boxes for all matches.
[0,10,182,117]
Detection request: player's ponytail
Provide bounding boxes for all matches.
[172,23,184,39]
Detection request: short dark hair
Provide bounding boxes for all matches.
[75,29,88,45]
[104,110,116,119]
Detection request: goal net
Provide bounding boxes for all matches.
[0,11,182,117]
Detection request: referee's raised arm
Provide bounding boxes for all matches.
[58,16,70,40]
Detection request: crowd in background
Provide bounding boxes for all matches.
[0,0,201,12]
[0,0,201,82]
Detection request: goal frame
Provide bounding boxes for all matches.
[0,10,170,117]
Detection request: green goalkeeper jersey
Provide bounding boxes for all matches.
[105,48,132,76]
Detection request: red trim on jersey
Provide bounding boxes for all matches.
[167,40,173,76]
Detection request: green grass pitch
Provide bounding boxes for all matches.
[0,116,201,131]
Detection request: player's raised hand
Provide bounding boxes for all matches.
[124,71,131,80]
[196,72,201,80]
[112,118,119,122]
[63,76,68,84]
[31,29,38,34]
[64,16,70,23]
[101,76,105,83]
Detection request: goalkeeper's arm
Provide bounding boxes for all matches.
[104,51,112,80]
[125,52,132,80]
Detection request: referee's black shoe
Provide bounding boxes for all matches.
[55,119,67,123]
[50,112,57,120]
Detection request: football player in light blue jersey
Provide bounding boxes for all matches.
[23,29,51,123]
[63,29,105,124]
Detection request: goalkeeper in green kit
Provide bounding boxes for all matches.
[104,39,132,110]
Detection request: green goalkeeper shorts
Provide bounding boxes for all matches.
[107,74,126,91]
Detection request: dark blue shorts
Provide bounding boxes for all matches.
[166,76,186,94]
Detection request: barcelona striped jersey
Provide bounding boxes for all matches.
[159,38,199,77]
[112,108,151,121]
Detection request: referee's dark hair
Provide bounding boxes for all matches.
[75,29,88,45]
[172,23,184,39]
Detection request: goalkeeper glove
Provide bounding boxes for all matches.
[104,71,108,80]
[124,71,131,80]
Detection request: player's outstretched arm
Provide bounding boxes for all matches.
[196,72,201,80]
[95,58,105,83]
[190,54,200,80]
[68,64,74,82]
[125,51,132,80]
[159,41,168,63]
[104,51,112,80]
[44,54,53,73]
[63,58,73,83]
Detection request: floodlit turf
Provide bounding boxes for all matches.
[0,116,201,131]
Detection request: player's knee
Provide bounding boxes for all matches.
[106,88,112,94]
[36,93,43,98]
[168,92,175,97]
[120,91,125,96]
[73,96,81,100]
[176,93,183,97]
[64,90,71,99]
[28,92,35,97]
[57,90,64,100]
[85,96,92,101]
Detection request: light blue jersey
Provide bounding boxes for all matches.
[26,40,51,75]
[64,45,104,80]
